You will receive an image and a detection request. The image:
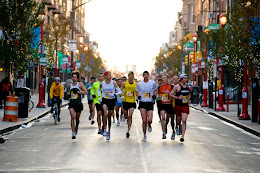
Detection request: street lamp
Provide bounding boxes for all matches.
[192,33,197,86]
[37,13,46,108]
[217,13,227,111]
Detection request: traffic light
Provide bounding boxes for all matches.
[185,55,188,65]
[190,53,194,64]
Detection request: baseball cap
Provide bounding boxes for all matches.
[180,74,187,79]
[128,71,134,76]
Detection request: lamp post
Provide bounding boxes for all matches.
[217,13,227,111]
[37,13,46,108]
[192,33,197,86]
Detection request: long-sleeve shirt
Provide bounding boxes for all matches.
[90,81,102,104]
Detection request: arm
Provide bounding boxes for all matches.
[113,81,122,96]
[98,83,102,98]
[90,83,95,95]
[67,84,71,96]
[170,85,179,100]
[79,82,88,95]
[50,84,54,99]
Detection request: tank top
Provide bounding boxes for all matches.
[175,84,190,106]
[158,83,173,104]
[124,81,137,103]
[102,80,115,99]
[70,82,82,104]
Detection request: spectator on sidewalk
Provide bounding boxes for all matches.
[0,77,13,109]
[47,71,55,107]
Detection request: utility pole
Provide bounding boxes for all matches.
[71,0,74,70]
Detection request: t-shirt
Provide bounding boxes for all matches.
[136,80,157,102]
[158,83,173,104]
[85,82,93,100]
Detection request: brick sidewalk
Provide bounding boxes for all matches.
[0,93,69,135]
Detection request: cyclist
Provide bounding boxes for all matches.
[50,77,64,122]
[67,71,88,139]
[85,77,96,125]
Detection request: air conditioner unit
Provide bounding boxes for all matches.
[208,13,212,19]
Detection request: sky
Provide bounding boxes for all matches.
[84,0,183,74]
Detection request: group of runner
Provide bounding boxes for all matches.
[66,70,191,142]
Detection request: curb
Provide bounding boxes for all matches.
[0,103,69,135]
[190,106,260,138]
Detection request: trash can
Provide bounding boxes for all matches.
[191,86,199,103]
[14,87,30,118]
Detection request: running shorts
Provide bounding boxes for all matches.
[102,98,116,110]
[156,100,162,112]
[88,100,93,105]
[115,101,122,107]
[95,103,102,112]
[174,105,189,116]
[123,102,136,110]
[138,101,154,111]
[68,102,83,113]
[160,103,174,114]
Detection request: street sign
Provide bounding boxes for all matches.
[68,43,77,51]
[68,39,78,43]
[206,24,221,30]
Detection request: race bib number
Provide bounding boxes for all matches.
[182,96,188,103]
[71,92,78,100]
[127,91,134,97]
[161,94,169,102]
[143,93,150,99]
[105,92,112,99]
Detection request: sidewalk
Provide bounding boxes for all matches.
[0,93,69,135]
[191,103,260,137]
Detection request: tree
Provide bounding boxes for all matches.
[0,0,44,76]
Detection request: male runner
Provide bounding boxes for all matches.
[157,74,175,140]
[170,74,191,142]
[98,71,122,140]
[85,77,96,125]
[136,71,157,142]
[67,71,87,139]
[91,73,104,135]
[122,71,137,138]
[115,78,124,126]
[155,78,162,122]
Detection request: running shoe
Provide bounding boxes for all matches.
[113,119,115,123]
[175,127,180,135]
[106,131,110,140]
[103,130,107,137]
[89,115,91,121]
[162,133,166,139]
[148,124,152,133]
[171,133,175,140]
[97,129,102,134]
[117,121,120,126]
[91,120,95,125]
[142,135,147,142]
[126,132,130,138]
[72,132,77,139]
[180,136,184,142]
[58,118,60,122]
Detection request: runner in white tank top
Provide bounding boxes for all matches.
[98,71,122,140]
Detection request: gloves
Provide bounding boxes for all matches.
[98,97,102,103]
[138,96,141,100]
[92,94,96,98]
[107,93,114,97]
[152,95,156,100]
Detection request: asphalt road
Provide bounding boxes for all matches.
[0,98,259,173]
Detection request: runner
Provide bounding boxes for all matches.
[98,71,122,140]
[85,76,96,125]
[115,78,124,126]
[170,74,191,142]
[155,78,162,123]
[91,73,104,135]
[112,77,117,123]
[136,71,157,142]
[169,75,181,135]
[67,71,87,139]
[122,71,137,138]
[157,74,175,140]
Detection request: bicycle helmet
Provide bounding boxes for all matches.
[55,77,61,81]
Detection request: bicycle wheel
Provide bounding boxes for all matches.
[192,97,200,106]
[29,100,34,111]
[54,104,58,125]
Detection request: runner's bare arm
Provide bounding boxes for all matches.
[79,82,88,95]
[170,85,178,99]
[67,84,71,96]
[113,81,122,96]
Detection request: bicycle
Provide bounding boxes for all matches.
[192,93,203,106]
[52,98,60,125]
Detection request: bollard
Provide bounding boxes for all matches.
[226,93,229,112]
[3,96,19,122]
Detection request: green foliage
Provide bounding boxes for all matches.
[0,0,44,76]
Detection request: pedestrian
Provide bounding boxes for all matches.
[136,71,157,142]
[0,77,13,109]
[170,74,191,142]
[47,71,55,107]
[67,71,87,139]
[98,71,122,140]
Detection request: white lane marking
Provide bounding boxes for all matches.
[196,126,215,131]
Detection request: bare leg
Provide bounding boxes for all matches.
[127,108,134,132]
[102,105,108,131]
[160,110,166,133]
[70,108,76,132]
[181,113,188,136]
[140,109,147,135]
[108,110,113,131]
